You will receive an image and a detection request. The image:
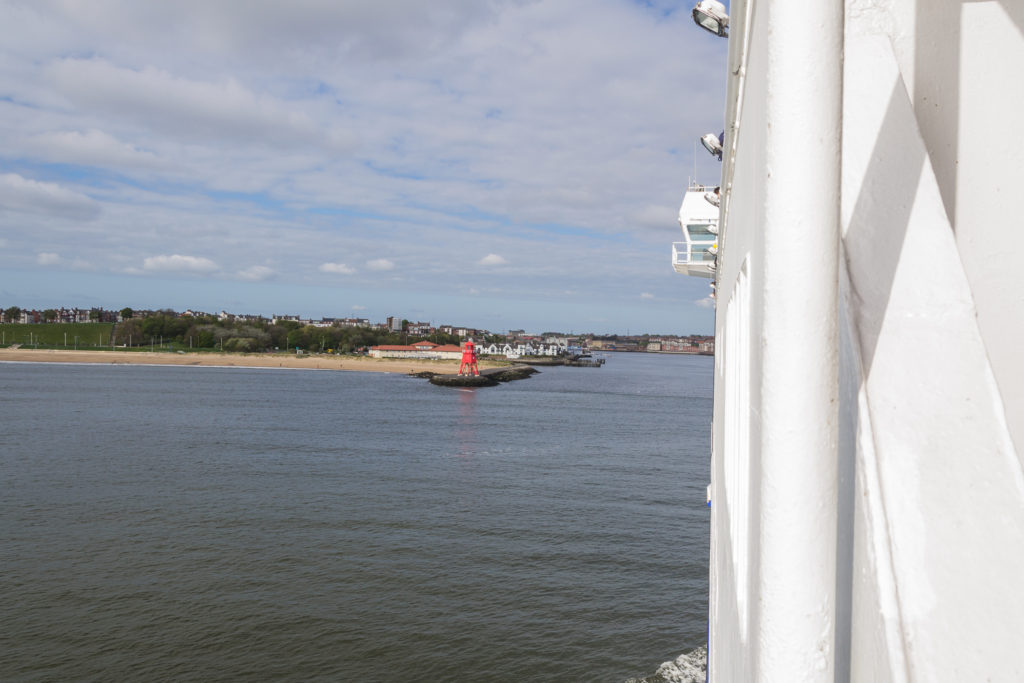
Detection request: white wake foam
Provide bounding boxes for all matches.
[626,645,707,683]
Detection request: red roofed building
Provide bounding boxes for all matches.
[368,342,463,360]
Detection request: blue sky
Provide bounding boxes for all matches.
[0,0,727,335]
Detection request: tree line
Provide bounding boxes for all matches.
[109,311,469,353]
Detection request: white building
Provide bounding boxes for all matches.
[482,342,565,357]
[367,342,462,360]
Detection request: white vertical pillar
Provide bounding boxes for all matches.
[757,0,843,678]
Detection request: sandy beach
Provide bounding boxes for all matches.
[0,348,498,375]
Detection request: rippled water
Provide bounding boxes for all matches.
[1,353,711,681]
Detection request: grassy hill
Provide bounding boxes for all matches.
[0,323,115,348]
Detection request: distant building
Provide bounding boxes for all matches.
[14,307,117,324]
[182,309,214,319]
[645,337,714,355]
[481,342,565,358]
[437,325,484,339]
[407,321,432,335]
[368,342,462,360]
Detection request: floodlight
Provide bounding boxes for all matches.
[692,1,729,37]
[700,131,724,160]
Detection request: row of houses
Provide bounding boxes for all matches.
[2,305,491,338]
[368,341,464,360]
[271,314,492,338]
[368,340,570,360]
[4,306,255,324]
[272,315,371,328]
[4,307,120,324]
[646,337,715,354]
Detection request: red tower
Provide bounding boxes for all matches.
[458,338,479,376]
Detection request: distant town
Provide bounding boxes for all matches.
[0,305,714,355]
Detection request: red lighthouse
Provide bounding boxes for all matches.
[458,338,479,376]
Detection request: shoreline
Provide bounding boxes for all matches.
[0,348,496,375]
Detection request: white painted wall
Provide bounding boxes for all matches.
[841,33,1024,679]
[859,0,1024,457]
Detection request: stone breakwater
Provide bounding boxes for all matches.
[410,365,539,387]
[511,355,604,367]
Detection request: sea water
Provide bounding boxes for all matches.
[1,353,710,681]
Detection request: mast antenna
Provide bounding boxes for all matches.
[693,139,698,187]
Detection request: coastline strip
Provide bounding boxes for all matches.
[0,348,489,376]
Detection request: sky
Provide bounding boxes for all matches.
[0,0,728,335]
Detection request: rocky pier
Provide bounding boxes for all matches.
[409,364,539,387]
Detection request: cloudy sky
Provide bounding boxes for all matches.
[0,0,727,335]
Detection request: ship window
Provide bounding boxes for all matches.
[687,223,716,239]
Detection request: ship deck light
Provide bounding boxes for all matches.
[692,1,729,37]
[701,132,724,160]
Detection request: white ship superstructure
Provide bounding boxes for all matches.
[672,183,720,279]
[677,0,1024,679]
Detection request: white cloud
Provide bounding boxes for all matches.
[319,262,356,275]
[695,297,716,309]
[640,292,654,299]
[37,252,62,265]
[142,254,218,273]
[237,265,275,281]
[351,305,366,311]
[366,258,395,271]
[45,58,355,152]
[27,129,161,169]
[0,173,101,221]
[479,253,507,266]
